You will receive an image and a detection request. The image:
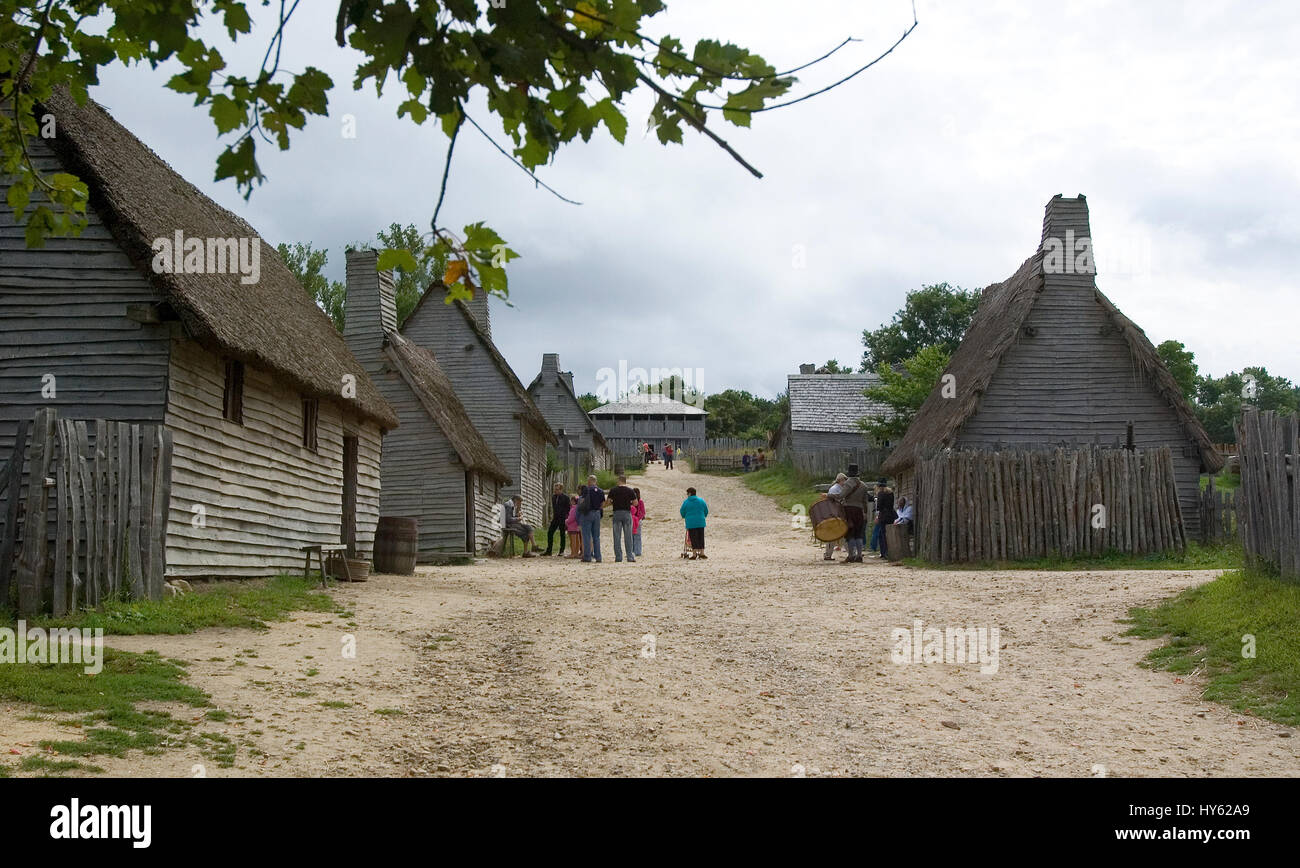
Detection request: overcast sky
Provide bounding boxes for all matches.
[88,0,1300,400]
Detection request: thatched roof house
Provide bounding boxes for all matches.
[883,194,1222,536]
[528,354,613,478]
[1,89,396,577]
[400,287,556,528]
[344,251,509,557]
[786,367,892,453]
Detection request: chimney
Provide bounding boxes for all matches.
[798,363,816,374]
[465,289,491,339]
[561,371,575,392]
[541,353,560,374]
[343,249,397,368]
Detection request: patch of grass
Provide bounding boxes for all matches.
[1125,568,1300,727]
[19,755,105,775]
[738,463,830,515]
[595,465,645,490]
[372,707,405,716]
[9,574,340,636]
[1201,468,1240,492]
[905,541,1242,572]
[320,700,350,709]
[204,709,230,722]
[0,764,9,777]
[0,648,210,763]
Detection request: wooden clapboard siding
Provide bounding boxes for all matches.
[473,470,502,552]
[0,145,171,458]
[163,339,379,575]
[402,300,544,527]
[957,272,1204,536]
[519,423,548,525]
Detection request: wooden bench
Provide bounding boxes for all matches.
[301,544,350,587]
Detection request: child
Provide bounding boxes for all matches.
[565,486,584,559]
[632,488,646,557]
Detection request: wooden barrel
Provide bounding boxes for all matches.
[885,523,911,561]
[374,516,418,575]
[810,498,847,542]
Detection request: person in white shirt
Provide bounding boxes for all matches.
[822,473,848,561]
[895,496,914,526]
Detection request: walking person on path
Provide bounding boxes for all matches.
[608,475,638,563]
[579,475,605,563]
[663,444,674,469]
[680,486,709,560]
[632,488,646,558]
[543,482,570,556]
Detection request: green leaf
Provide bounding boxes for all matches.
[377,248,419,273]
[209,94,245,134]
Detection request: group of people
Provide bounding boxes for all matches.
[818,465,913,562]
[504,476,713,563]
[740,449,767,472]
[641,442,676,469]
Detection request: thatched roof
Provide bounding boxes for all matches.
[883,196,1222,476]
[406,285,556,444]
[382,332,510,482]
[37,89,398,429]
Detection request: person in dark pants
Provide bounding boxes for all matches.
[663,444,675,469]
[873,478,897,559]
[608,475,637,562]
[680,486,709,559]
[543,482,571,556]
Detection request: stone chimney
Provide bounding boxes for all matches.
[465,288,491,339]
[343,248,397,370]
[798,363,816,374]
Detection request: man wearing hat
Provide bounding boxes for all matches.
[833,464,872,562]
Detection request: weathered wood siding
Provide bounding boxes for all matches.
[955,199,1203,536]
[592,416,708,456]
[473,470,502,552]
[163,339,381,576]
[0,136,171,464]
[402,301,543,527]
[791,430,877,454]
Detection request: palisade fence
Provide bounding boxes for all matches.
[1237,410,1299,580]
[701,438,767,452]
[1198,477,1238,546]
[913,446,1186,564]
[791,447,891,480]
[0,408,172,616]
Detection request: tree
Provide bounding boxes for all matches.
[860,283,980,371]
[3,0,917,301]
[577,393,602,413]
[858,344,950,444]
[1156,339,1198,402]
[702,389,782,440]
[1196,367,1300,444]
[277,241,345,330]
[374,222,449,325]
[818,359,847,373]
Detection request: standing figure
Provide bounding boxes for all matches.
[543,482,570,556]
[632,488,646,557]
[679,486,709,560]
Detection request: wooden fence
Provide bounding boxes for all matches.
[0,409,172,616]
[1237,410,1299,580]
[1198,477,1238,545]
[791,447,891,481]
[913,446,1186,564]
[701,438,767,451]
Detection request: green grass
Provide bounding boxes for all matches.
[595,465,645,490]
[738,463,831,515]
[1125,568,1300,727]
[7,574,341,636]
[0,648,212,767]
[904,541,1243,572]
[19,756,105,775]
[1201,469,1240,492]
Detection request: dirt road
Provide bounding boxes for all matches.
[5,462,1298,777]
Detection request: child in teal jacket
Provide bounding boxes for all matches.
[679,487,709,560]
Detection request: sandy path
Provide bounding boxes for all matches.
[3,463,1298,777]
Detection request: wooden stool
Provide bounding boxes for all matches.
[301,544,350,587]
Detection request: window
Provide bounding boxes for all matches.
[223,360,244,424]
[302,398,319,451]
